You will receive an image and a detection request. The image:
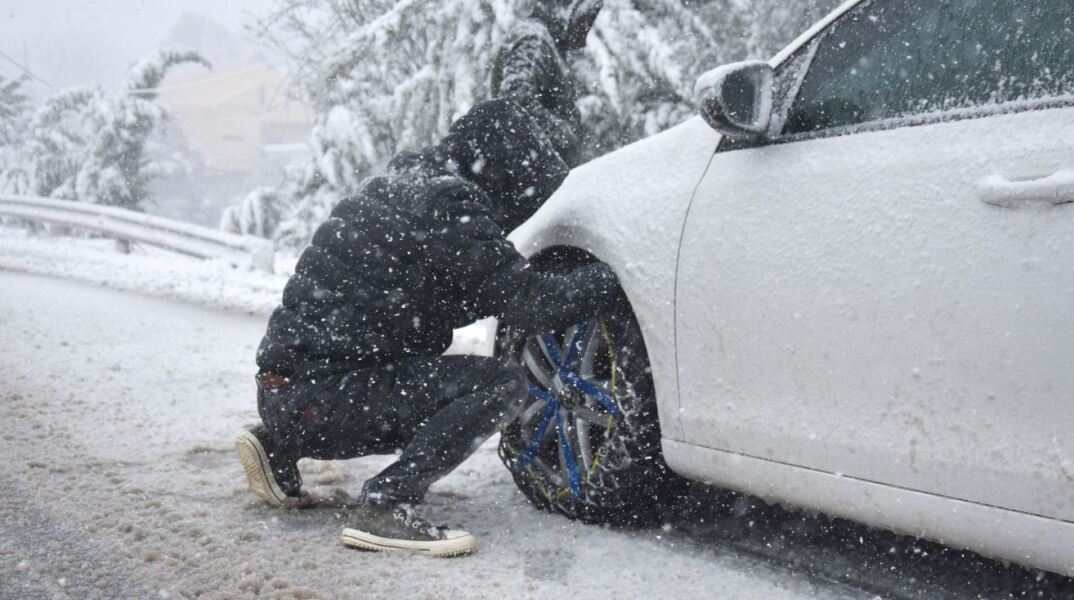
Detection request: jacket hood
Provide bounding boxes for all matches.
[443,99,569,232]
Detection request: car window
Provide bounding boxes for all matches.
[783,0,1074,135]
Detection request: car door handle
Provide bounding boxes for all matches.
[978,170,1074,208]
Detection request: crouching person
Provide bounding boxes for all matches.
[235,99,618,557]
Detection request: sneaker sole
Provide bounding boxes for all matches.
[341,528,476,558]
[235,431,297,508]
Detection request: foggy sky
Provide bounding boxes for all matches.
[0,0,274,93]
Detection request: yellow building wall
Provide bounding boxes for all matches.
[160,66,312,173]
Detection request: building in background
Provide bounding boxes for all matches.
[160,65,311,174]
[147,65,311,226]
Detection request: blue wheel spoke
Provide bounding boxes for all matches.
[528,383,556,405]
[540,333,563,369]
[523,324,616,497]
[562,373,621,417]
[556,411,584,497]
[519,389,558,465]
[560,322,589,374]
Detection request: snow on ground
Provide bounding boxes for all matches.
[0,270,876,599]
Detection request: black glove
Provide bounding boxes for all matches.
[561,262,619,318]
[497,261,621,336]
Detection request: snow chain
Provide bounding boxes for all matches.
[500,319,623,502]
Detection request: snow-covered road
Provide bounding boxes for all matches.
[0,271,878,600]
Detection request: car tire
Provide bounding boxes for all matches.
[497,271,683,526]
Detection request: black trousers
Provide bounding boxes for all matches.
[257,355,529,506]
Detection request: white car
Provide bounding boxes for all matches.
[497,0,1074,577]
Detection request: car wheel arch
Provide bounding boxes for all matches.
[519,243,682,441]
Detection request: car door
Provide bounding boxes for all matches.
[675,0,1074,522]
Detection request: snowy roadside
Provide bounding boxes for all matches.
[0,226,496,355]
[0,226,287,316]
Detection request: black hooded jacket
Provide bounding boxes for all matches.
[256,100,618,377]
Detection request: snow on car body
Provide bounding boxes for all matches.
[510,0,1074,577]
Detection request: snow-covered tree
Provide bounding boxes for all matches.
[252,0,523,248]
[696,0,839,62]
[220,186,284,238]
[0,76,31,194]
[0,76,29,146]
[22,88,96,198]
[245,0,841,249]
[575,0,839,154]
[0,48,209,209]
[251,0,722,248]
[573,0,719,156]
[270,164,338,249]
[74,48,211,209]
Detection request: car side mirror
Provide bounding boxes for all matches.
[695,61,774,140]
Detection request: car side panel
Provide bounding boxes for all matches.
[675,105,1074,523]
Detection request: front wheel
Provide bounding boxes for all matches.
[498,299,680,525]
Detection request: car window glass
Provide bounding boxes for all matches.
[784,0,1074,135]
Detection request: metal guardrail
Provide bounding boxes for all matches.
[0,194,274,272]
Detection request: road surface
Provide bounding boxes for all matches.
[2,271,1071,600]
